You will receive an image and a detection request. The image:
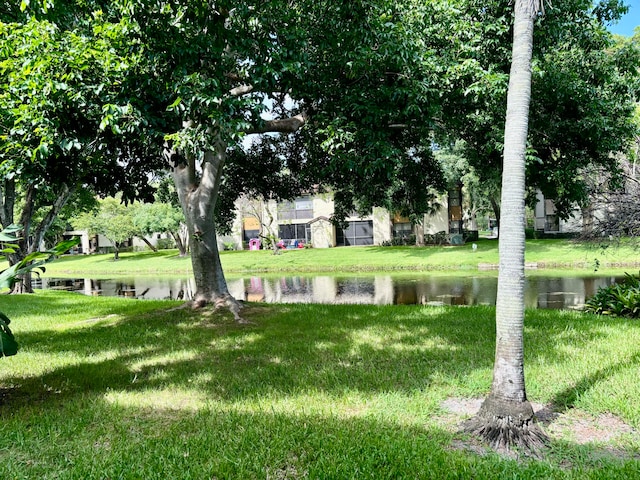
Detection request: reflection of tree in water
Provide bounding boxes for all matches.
[279,276,309,293]
[336,278,375,303]
[31,275,625,309]
[394,281,418,305]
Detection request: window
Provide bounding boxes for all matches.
[279,196,313,220]
[393,222,412,238]
[278,223,310,242]
[545,215,559,232]
[243,217,261,242]
[243,229,260,242]
[337,221,373,246]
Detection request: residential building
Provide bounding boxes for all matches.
[533,190,582,234]
[229,186,475,249]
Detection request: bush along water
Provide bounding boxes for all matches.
[584,272,640,318]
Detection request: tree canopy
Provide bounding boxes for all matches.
[72,196,135,260]
[2,0,638,303]
[440,0,639,220]
[0,6,162,275]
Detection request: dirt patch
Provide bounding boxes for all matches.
[439,397,640,460]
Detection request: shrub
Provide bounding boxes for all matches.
[584,272,640,318]
[156,238,175,250]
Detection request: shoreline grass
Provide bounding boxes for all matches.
[25,238,640,277]
[1,292,639,477]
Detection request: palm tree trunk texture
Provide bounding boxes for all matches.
[465,0,547,453]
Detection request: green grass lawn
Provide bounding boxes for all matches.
[1,292,639,478]
[32,238,640,276]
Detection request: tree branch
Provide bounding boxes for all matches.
[30,183,76,255]
[247,113,308,134]
[229,84,254,96]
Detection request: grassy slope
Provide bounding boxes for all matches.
[0,292,639,478]
[33,238,640,276]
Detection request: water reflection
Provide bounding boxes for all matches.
[33,274,622,310]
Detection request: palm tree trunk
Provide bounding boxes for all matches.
[465,0,547,454]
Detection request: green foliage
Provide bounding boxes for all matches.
[0,312,18,358]
[584,272,640,318]
[0,13,159,200]
[132,202,184,239]
[155,238,175,250]
[442,0,640,218]
[71,196,135,259]
[0,224,79,356]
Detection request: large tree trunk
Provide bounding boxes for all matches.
[0,178,16,229]
[465,0,547,454]
[170,138,242,319]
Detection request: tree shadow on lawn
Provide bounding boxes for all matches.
[5,400,635,479]
[550,351,640,412]
[2,300,639,469]
[0,301,630,408]
[2,304,492,404]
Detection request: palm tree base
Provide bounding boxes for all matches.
[464,395,548,456]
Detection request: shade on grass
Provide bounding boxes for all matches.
[0,292,639,478]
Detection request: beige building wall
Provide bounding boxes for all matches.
[534,190,583,234]
[312,195,334,218]
[310,218,335,248]
[373,207,392,245]
[234,192,453,248]
[423,199,449,234]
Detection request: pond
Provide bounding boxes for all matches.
[33,273,621,310]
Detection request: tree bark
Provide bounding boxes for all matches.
[0,178,16,229]
[490,196,501,236]
[465,0,547,454]
[171,230,188,256]
[414,222,425,246]
[170,138,242,319]
[32,183,76,252]
[139,236,158,252]
[8,183,75,294]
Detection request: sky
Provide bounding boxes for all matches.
[609,3,638,36]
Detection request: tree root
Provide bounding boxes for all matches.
[463,396,548,457]
[215,295,252,324]
[187,293,252,324]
